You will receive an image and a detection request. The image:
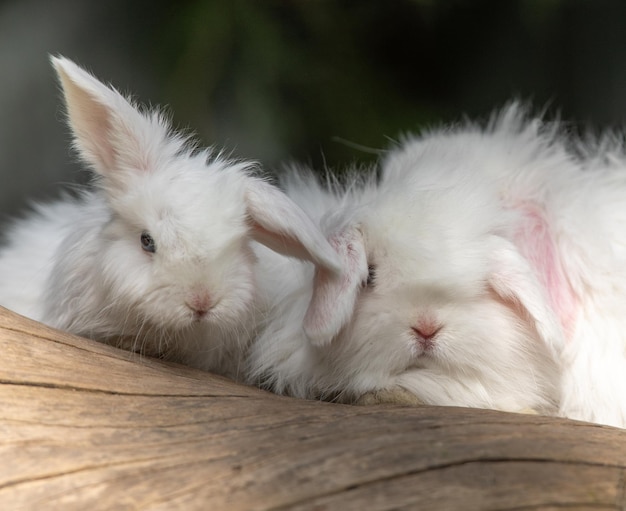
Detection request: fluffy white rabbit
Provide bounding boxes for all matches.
[381,107,626,428]
[0,56,340,378]
[251,103,626,427]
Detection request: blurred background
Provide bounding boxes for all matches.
[2,0,626,216]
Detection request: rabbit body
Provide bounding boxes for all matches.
[248,105,626,426]
[0,199,77,321]
[381,107,626,427]
[0,57,339,378]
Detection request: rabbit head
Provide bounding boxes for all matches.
[44,57,339,366]
[299,130,565,412]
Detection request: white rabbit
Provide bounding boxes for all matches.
[247,116,567,415]
[0,56,340,378]
[250,103,626,427]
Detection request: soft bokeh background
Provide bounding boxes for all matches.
[2,0,626,216]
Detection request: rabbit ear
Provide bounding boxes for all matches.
[512,202,579,340]
[488,236,566,358]
[50,55,171,186]
[245,179,342,274]
[303,226,369,347]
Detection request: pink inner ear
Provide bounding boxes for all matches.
[249,221,303,258]
[513,202,579,339]
[303,229,369,346]
[248,219,328,265]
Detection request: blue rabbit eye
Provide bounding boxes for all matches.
[140,231,156,253]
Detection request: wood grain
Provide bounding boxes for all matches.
[1,306,626,510]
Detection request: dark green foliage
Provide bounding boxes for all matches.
[114,0,626,176]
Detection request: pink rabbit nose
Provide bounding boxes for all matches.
[411,322,442,351]
[186,292,213,319]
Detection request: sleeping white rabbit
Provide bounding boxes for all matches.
[379,106,626,428]
[250,103,626,427]
[0,56,340,378]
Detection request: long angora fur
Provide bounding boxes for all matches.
[248,104,626,427]
[0,56,340,379]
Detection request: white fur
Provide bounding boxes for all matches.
[249,104,626,427]
[248,104,626,425]
[247,153,561,414]
[0,56,339,379]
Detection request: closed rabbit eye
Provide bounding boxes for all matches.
[140,231,156,253]
[366,264,377,287]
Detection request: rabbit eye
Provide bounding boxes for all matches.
[140,231,156,253]
[366,264,377,287]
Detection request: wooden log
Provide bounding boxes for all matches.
[1,306,625,510]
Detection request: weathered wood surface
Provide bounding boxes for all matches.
[1,307,626,510]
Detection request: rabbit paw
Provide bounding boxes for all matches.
[355,387,424,406]
[516,407,539,415]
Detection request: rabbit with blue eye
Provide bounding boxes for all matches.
[0,57,340,379]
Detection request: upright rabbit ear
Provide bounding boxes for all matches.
[245,179,342,275]
[303,226,369,347]
[50,55,172,187]
[488,236,567,359]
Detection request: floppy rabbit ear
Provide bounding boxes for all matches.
[488,236,566,358]
[511,202,579,341]
[303,226,369,347]
[51,55,171,186]
[245,179,342,274]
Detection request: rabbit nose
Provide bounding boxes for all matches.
[411,322,442,351]
[186,292,213,318]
